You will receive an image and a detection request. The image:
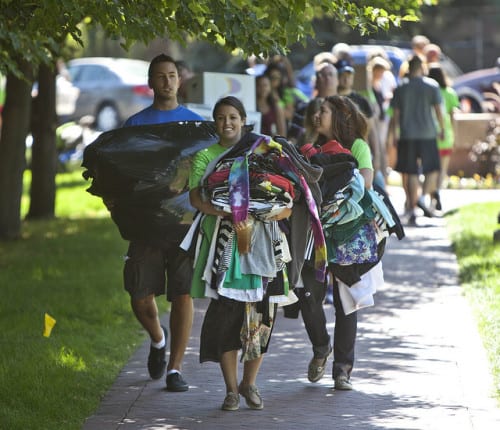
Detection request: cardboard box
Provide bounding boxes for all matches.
[184,72,256,112]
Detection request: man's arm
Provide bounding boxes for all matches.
[433,104,445,141]
[388,107,400,148]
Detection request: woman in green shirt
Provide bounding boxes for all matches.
[298,95,375,391]
[189,96,293,412]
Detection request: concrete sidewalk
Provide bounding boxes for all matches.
[82,188,500,430]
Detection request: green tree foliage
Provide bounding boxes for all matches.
[0,0,427,240]
[0,0,428,78]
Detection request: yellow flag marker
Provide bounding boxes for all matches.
[43,313,56,337]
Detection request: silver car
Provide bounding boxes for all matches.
[64,57,154,131]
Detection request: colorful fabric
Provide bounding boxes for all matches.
[249,135,282,155]
[240,302,275,362]
[206,169,296,200]
[228,156,250,223]
[189,132,327,295]
[235,134,326,282]
[276,155,326,281]
[300,140,351,158]
[328,221,379,265]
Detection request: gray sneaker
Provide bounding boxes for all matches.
[334,375,353,390]
[221,392,240,411]
[238,383,264,410]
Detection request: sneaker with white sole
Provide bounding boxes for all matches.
[238,383,264,410]
[221,392,240,411]
[334,375,353,390]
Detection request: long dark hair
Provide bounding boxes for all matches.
[263,63,286,99]
[256,75,278,109]
[212,96,247,121]
[323,95,368,148]
[428,65,450,89]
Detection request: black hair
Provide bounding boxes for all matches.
[428,65,448,88]
[408,55,423,74]
[212,96,247,121]
[148,54,178,78]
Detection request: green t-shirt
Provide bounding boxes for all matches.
[0,74,6,108]
[188,142,228,190]
[437,87,460,150]
[279,87,309,109]
[351,138,373,171]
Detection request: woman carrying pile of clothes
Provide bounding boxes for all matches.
[184,96,326,411]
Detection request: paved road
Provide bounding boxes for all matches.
[82,187,500,430]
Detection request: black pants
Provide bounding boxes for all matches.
[298,264,357,378]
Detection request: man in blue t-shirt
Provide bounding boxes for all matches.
[121,54,203,392]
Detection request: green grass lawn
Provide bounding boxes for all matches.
[447,202,500,401]
[0,169,498,429]
[0,170,168,429]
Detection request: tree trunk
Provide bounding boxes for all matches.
[0,60,33,240]
[26,62,57,220]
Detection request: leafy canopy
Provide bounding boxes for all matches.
[0,0,433,78]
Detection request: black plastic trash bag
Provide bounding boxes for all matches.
[82,121,219,243]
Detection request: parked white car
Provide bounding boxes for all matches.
[62,57,154,131]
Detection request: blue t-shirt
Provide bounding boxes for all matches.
[124,105,204,126]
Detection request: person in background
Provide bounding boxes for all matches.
[315,61,339,99]
[335,59,373,119]
[366,55,395,185]
[313,51,338,71]
[119,54,204,392]
[255,74,287,137]
[389,55,445,225]
[424,43,442,65]
[175,60,195,104]
[399,35,430,79]
[296,97,323,148]
[335,59,381,186]
[264,60,309,140]
[331,42,353,63]
[268,55,310,141]
[427,64,460,210]
[293,54,337,150]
